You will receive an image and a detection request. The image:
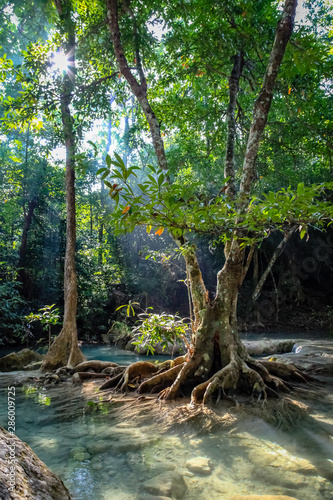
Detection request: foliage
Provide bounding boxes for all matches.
[25,304,61,348]
[115,300,140,317]
[0,280,25,344]
[99,153,333,247]
[132,310,190,355]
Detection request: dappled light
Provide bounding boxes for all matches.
[0,0,333,498]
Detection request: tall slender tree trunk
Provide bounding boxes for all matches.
[41,0,85,371]
[17,198,38,299]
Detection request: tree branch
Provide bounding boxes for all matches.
[239,0,298,203]
[251,226,296,304]
[106,0,167,170]
[224,52,244,200]
[79,72,119,92]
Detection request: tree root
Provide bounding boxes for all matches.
[115,361,159,393]
[260,360,314,382]
[73,360,119,373]
[76,372,108,380]
[95,350,313,408]
[138,363,185,394]
[164,353,203,400]
[99,372,124,391]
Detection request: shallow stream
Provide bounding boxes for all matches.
[1,343,333,499]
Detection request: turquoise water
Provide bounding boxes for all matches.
[1,345,333,499]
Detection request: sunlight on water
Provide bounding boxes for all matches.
[1,346,333,500]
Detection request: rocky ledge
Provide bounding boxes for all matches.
[0,427,72,500]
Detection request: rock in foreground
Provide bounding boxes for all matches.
[0,427,72,500]
[142,471,187,499]
[186,456,212,475]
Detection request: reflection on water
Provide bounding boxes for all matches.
[0,346,333,500]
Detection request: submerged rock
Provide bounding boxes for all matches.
[0,349,44,372]
[69,446,91,461]
[142,471,187,499]
[186,456,212,475]
[248,448,317,475]
[0,426,72,499]
[229,496,299,500]
[137,496,171,500]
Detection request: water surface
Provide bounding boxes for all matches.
[1,344,333,500]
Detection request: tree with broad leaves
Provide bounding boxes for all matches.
[97,0,332,404]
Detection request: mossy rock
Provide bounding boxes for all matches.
[0,349,44,372]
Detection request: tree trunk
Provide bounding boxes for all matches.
[17,198,38,299]
[41,0,85,371]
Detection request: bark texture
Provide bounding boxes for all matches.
[17,198,38,299]
[41,0,85,371]
[224,53,244,199]
[239,0,298,202]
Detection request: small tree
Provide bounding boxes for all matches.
[25,304,61,349]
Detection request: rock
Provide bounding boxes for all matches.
[242,340,295,357]
[0,349,44,372]
[137,496,171,500]
[149,463,176,476]
[142,471,187,499]
[71,373,82,385]
[0,426,72,499]
[125,340,136,351]
[248,447,317,475]
[69,447,90,461]
[88,440,110,455]
[261,339,333,374]
[24,361,43,370]
[229,496,299,500]
[186,456,212,475]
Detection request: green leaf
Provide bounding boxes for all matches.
[297,183,305,197]
[105,154,112,168]
[96,167,108,175]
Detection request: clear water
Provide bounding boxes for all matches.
[1,345,333,500]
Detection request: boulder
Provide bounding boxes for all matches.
[0,426,72,499]
[142,471,187,499]
[0,349,44,372]
[262,339,333,374]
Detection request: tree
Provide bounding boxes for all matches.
[41,0,85,370]
[99,0,332,403]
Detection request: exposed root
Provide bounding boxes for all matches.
[99,372,124,391]
[92,347,313,412]
[73,360,119,373]
[165,353,203,400]
[261,360,314,382]
[76,372,108,380]
[116,361,159,393]
[191,360,238,405]
[138,363,185,394]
